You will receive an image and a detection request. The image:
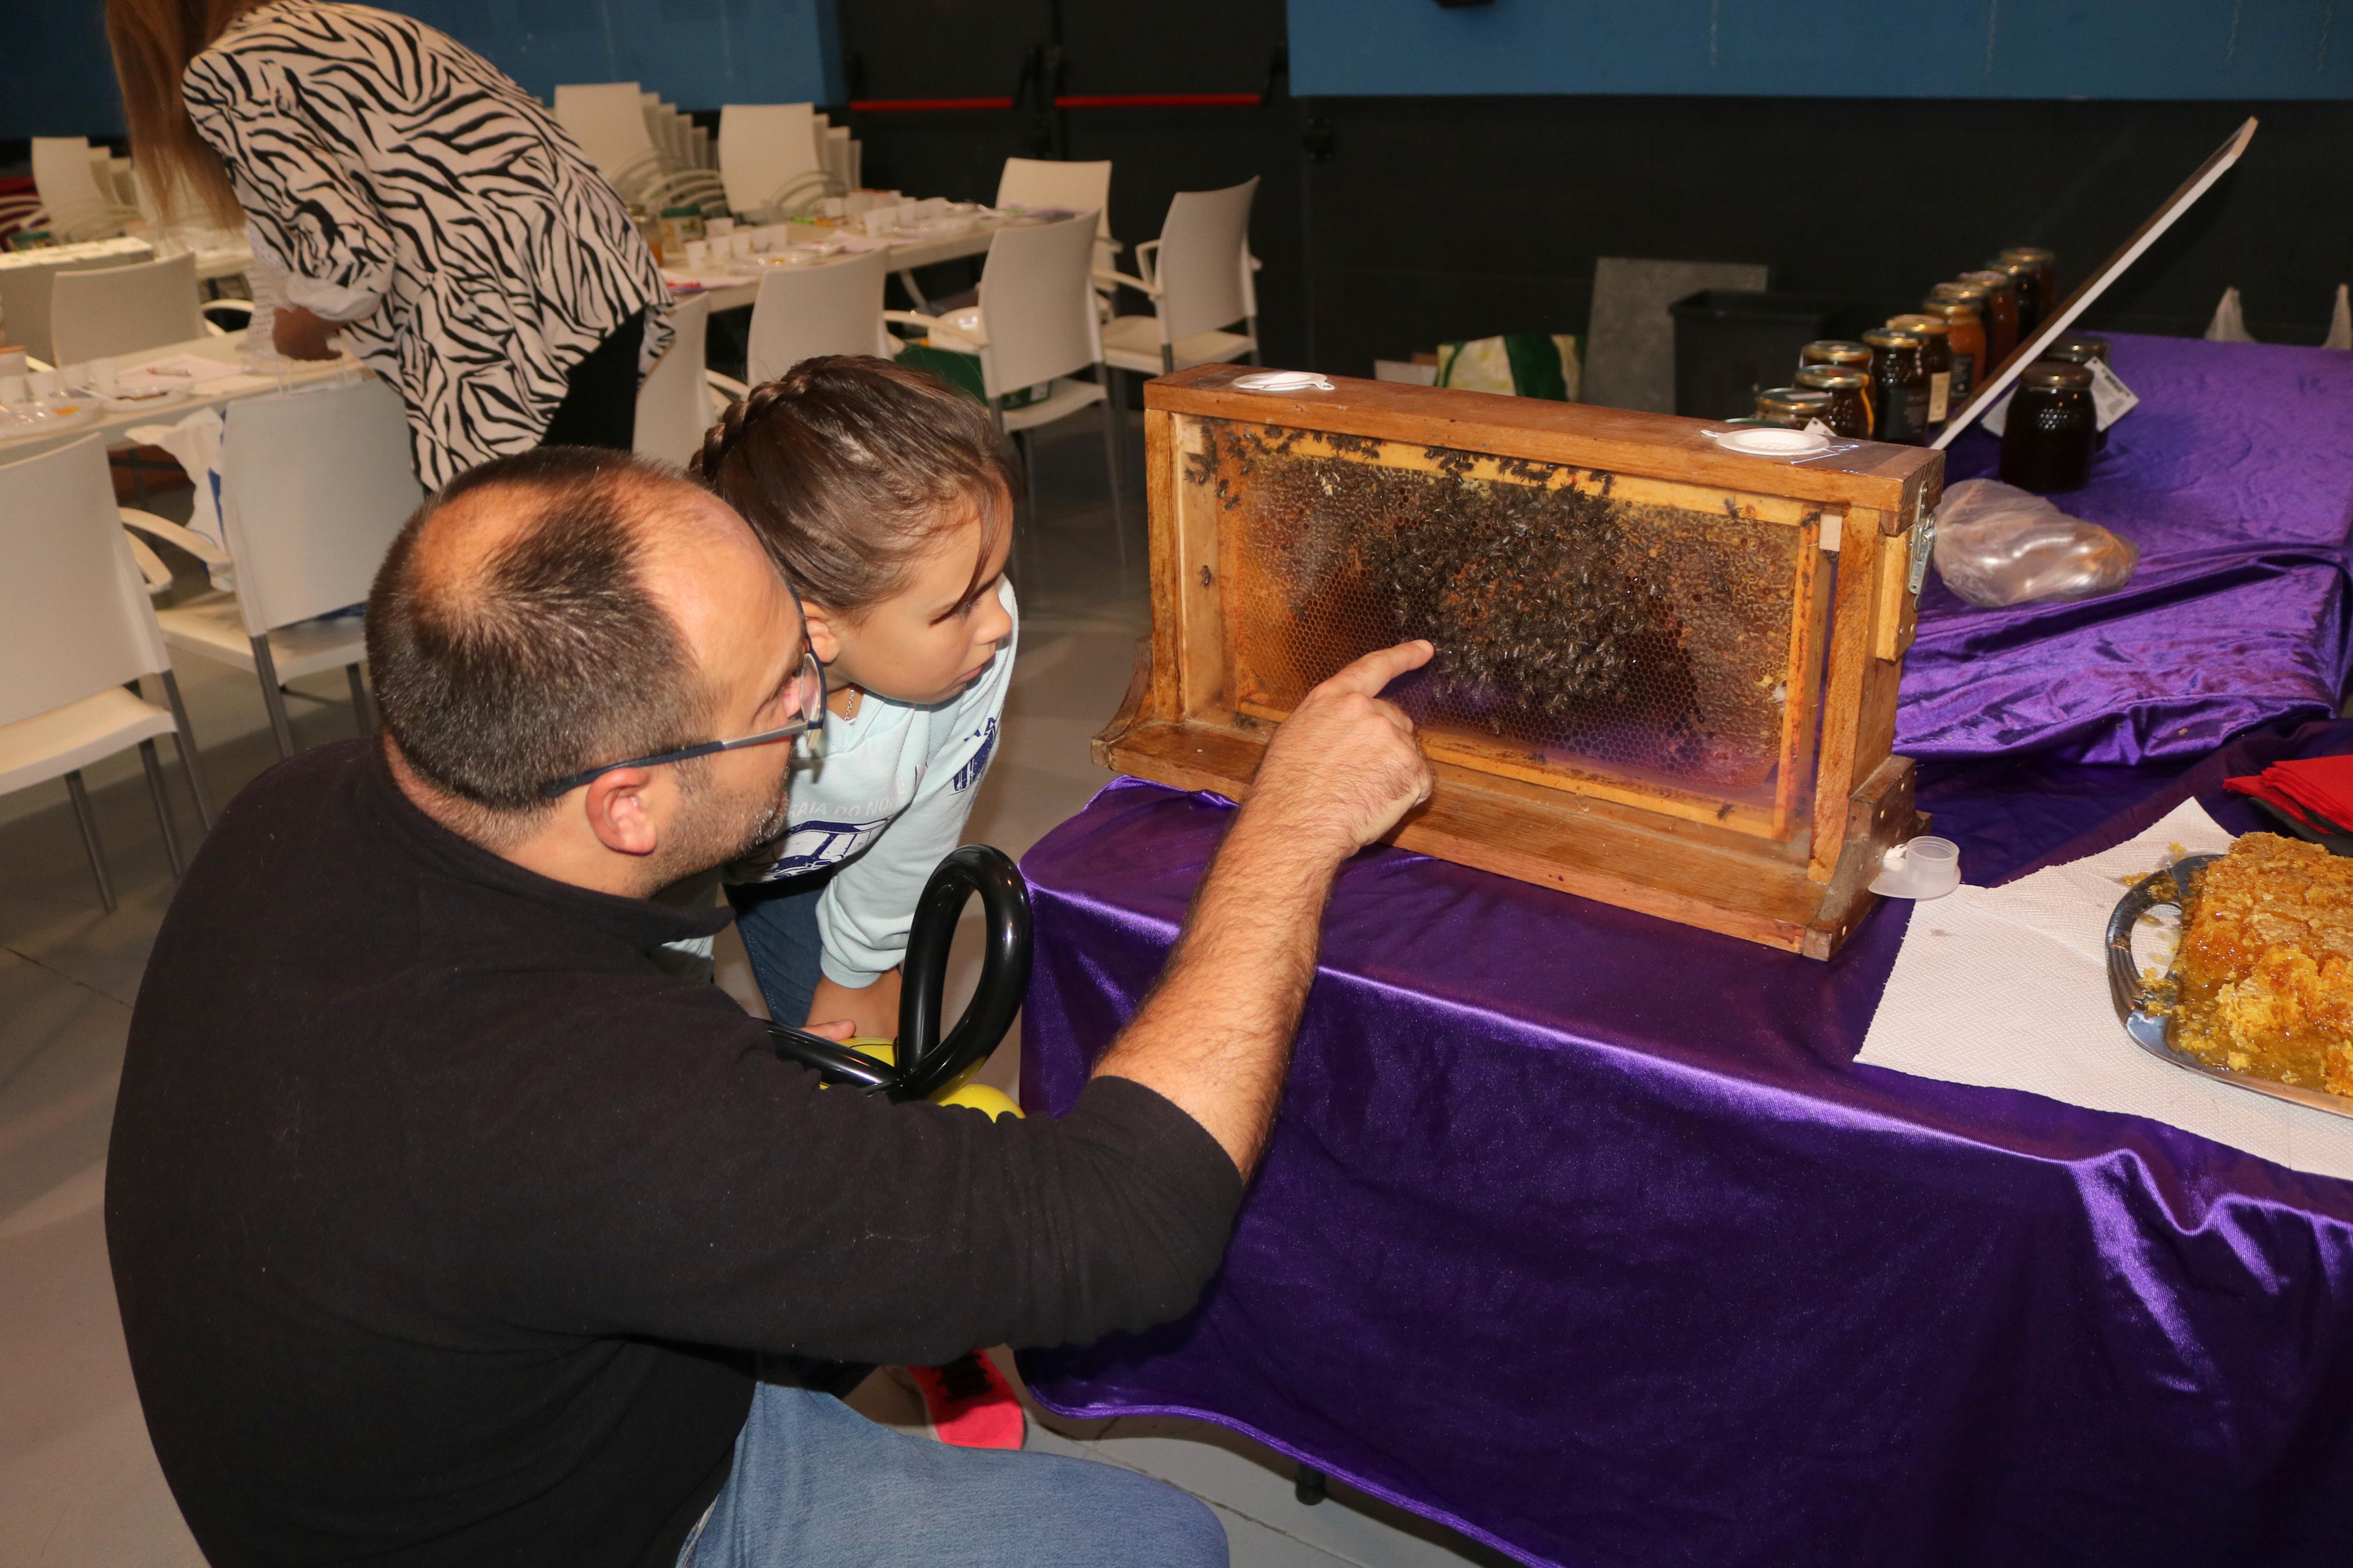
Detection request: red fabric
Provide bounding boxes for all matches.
[2224,753,2353,831]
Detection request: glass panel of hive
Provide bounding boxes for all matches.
[1193,418,1833,841]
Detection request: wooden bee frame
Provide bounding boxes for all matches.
[1092,365,1946,958]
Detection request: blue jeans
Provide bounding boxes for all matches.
[727,873,832,1028]
[679,1383,1227,1567]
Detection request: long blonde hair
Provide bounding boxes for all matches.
[105,0,272,228]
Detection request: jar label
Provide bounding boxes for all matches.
[1928,372,1951,423]
[2087,358,2139,429]
[1950,354,1975,403]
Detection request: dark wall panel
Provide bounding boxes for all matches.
[1297,94,2353,378]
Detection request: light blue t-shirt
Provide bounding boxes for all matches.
[730,580,1016,989]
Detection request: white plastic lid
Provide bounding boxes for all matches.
[1709,426,1829,457]
[1231,370,1335,393]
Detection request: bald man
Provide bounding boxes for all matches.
[106,447,1434,1568]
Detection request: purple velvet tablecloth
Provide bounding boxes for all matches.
[1017,724,2353,1567]
[1899,333,2353,764]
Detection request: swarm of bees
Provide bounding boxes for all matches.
[1212,423,1793,791]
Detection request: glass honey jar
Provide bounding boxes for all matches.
[1999,360,2096,492]
[1988,258,2046,339]
[1859,327,1930,445]
[1918,297,1986,404]
[1792,365,1871,438]
[1999,247,2060,316]
[1754,386,1836,430]
[1886,313,1955,432]
[2044,332,2110,365]
[1957,271,2020,366]
[1798,340,1875,424]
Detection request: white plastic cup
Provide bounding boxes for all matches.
[707,216,735,237]
[90,358,118,395]
[822,196,846,218]
[0,374,27,408]
[29,369,62,400]
[684,239,708,266]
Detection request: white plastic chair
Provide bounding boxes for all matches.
[1099,177,1261,378]
[51,251,207,364]
[996,158,1120,280]
[634,295,739,468]
[30,137,139,242]
[744,248,894,385]
[898,214,1126,563]
[555,83,661,190]
[125,379,423,759]
[719,104,832,221]
[0,436,212,911]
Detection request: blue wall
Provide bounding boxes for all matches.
[1,0,843,142]
[1287,0,2353,99]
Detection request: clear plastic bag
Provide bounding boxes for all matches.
[1929,478,2141,608]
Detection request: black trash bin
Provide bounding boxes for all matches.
[1669,290,1851,421]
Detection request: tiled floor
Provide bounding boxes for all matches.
[0,421,1505,1567]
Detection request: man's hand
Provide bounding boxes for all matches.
[1244,640,1434,862]
[272,305,342,361]
[1090,641,1435,1176]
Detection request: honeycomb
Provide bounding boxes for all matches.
[2169,833,2353,1097]
[1194,420,1816,823]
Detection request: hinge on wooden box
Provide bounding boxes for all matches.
[1908,508,1937,595]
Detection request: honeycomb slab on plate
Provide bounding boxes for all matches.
[2171,834,2353,1097]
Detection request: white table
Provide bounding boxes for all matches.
[0,329,368,463]
[666,223,1002,315]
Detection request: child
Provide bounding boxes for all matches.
[695,358,1028,1448]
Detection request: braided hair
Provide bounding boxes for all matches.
[694,355,1014,617]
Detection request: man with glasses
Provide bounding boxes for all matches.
[107,446,1434,1568]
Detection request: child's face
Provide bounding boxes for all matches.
[814,492,1014,707]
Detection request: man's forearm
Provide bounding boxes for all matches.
[1090,803,1346,1178]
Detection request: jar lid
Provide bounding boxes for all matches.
[1801,339,1872,364]
[2018,360,2094,389]
[1999,246,2056,265]
[1958,270,2018,296]
[2045,332,2111,362]
[1755,386,1834,414]
[1929,282,1990,304]
[1861,327,1925,350]
[1986,258,2040,281]
[1794,365,1866,389]
[1886,312,1949,337]
[1918,300,1981,325]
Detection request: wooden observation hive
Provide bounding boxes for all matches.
[1093,365,1945,958]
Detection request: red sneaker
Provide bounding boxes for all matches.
[897,1351,1027,1449]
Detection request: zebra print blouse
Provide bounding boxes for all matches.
[184,0,672,486]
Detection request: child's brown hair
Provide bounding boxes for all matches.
[693,356,1015,618]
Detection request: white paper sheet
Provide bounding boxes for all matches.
[1858,799,2353,1181]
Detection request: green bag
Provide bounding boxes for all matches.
[893,343,1045,410]
[1436,333,1582,401]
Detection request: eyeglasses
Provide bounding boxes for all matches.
[536,581,829,799]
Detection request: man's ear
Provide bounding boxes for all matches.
[800,599,844,667]
[581,767,662,857]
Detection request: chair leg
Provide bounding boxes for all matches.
[1097,390,1128,573]
[1160,342,1176,376]
[65,770,117,913]
[251,635,296,759]
[1244,317,1261,366]
[346,663,373,733]
[1012,429,1037,524]
[139,738,186,876]
[158,669,214,829]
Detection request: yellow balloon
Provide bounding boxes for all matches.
[826,1039,1021,1118]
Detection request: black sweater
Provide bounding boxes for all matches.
[106,741,1240,1566]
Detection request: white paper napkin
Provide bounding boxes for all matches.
[1859,800,2353,1181]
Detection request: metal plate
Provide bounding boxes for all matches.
[2106,852,2353,1121]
